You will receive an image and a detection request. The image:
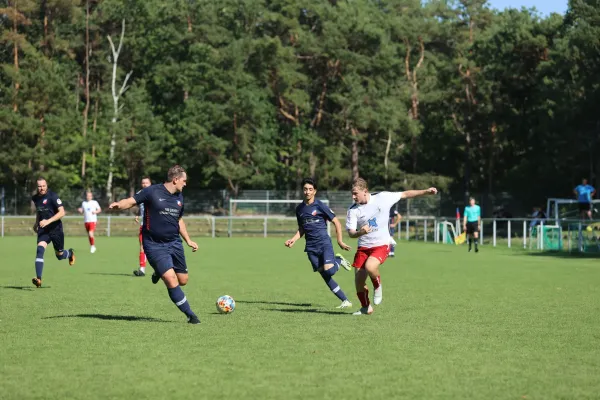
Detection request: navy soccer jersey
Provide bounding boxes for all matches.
[32,190,64,231]
[295,199,335,250]
[133,184,184,243]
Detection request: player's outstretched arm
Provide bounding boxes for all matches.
[331,217,351,250]
[109,197,137,211]
[179,218,198,252]
[401,187,437,199]
[285,228,304,248]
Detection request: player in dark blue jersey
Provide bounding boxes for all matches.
[109,165,200,324]
[388,208,401,257]
[133,176,152,277]
[285,178,353,309]
[31,178,75,288]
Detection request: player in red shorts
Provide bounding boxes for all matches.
[78,191,101,253]
[133,177,152,276]
[346,178,437,315]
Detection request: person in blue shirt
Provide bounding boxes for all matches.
[463,197,481,253]
[109,165,201,324]
[31,177,76,288]
[529,206,546,231]
[574,178,596,220]
[285,178,353,309]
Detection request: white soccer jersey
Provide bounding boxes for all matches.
[346,192,403,248]
[81,200,100,223]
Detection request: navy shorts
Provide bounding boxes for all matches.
[37,228,64,252]
[389,227,396,236]
[143,240,188,277]
[306,243,336,272]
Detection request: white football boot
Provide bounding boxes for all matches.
[336,300,352,309]
[373,285,383,305]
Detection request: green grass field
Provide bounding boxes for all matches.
[1,237,600,400]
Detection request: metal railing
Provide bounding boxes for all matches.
[2,215,598,253]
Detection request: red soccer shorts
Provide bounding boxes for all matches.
[352,245,390,269]
[85,222,97,232]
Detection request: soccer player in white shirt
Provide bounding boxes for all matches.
[346,178,437,315]
[77,191,101,253]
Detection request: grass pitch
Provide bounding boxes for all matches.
[1,237,599,399]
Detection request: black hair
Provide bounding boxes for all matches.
[301,177,317,190]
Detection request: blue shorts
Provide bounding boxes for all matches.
[306,243,335,272]
[37,227,64,252]
[143,239,188,277]
[389,227,396,236]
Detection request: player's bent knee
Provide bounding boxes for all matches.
[161,269,179,288]
[177,274,189,286]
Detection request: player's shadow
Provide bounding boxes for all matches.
[0,285,51,290]
[86,273,133,277]
[269,308,348,316]
[236,300,314,307]
[43,314,171,323]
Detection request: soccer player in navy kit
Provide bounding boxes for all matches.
[109,165,200,324]
[133,177,152,276]
[285,178,353,309]
[31,178,76,288]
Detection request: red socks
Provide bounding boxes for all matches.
[370,275,381,290]
[139,252,146,267]
[89,236,95,246]
[357,288,370,307]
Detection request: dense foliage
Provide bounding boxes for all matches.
[1,0,598,209]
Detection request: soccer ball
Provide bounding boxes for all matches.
[216,295,235,314]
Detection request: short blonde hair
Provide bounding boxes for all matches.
[167,165,186,181]
[352,178,368,191]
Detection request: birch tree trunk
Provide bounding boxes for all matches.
[106,19,133,202]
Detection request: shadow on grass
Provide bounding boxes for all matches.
[43,314,171,323]
[523,251,600,259]
[236,300,314,307]
[0,285,51,290]
[269,308,348,316]
[86,273,133,277]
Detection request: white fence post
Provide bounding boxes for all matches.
[266,191,270,216]
[424,220,428,243]
[406,220,409,241]
[540,221,544,250]
[211,216,216,238]
[107,216,111,237]
[480,221,484,245]
[523,221,527,249]
[264,217,267,238]
[508,220,511,248]
[1,216,3,237]
[493,219,497,247]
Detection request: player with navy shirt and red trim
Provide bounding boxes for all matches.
[285,178,353,309]
[133,176,152,277]
[110,165,201,324]
[31,177,76,288]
